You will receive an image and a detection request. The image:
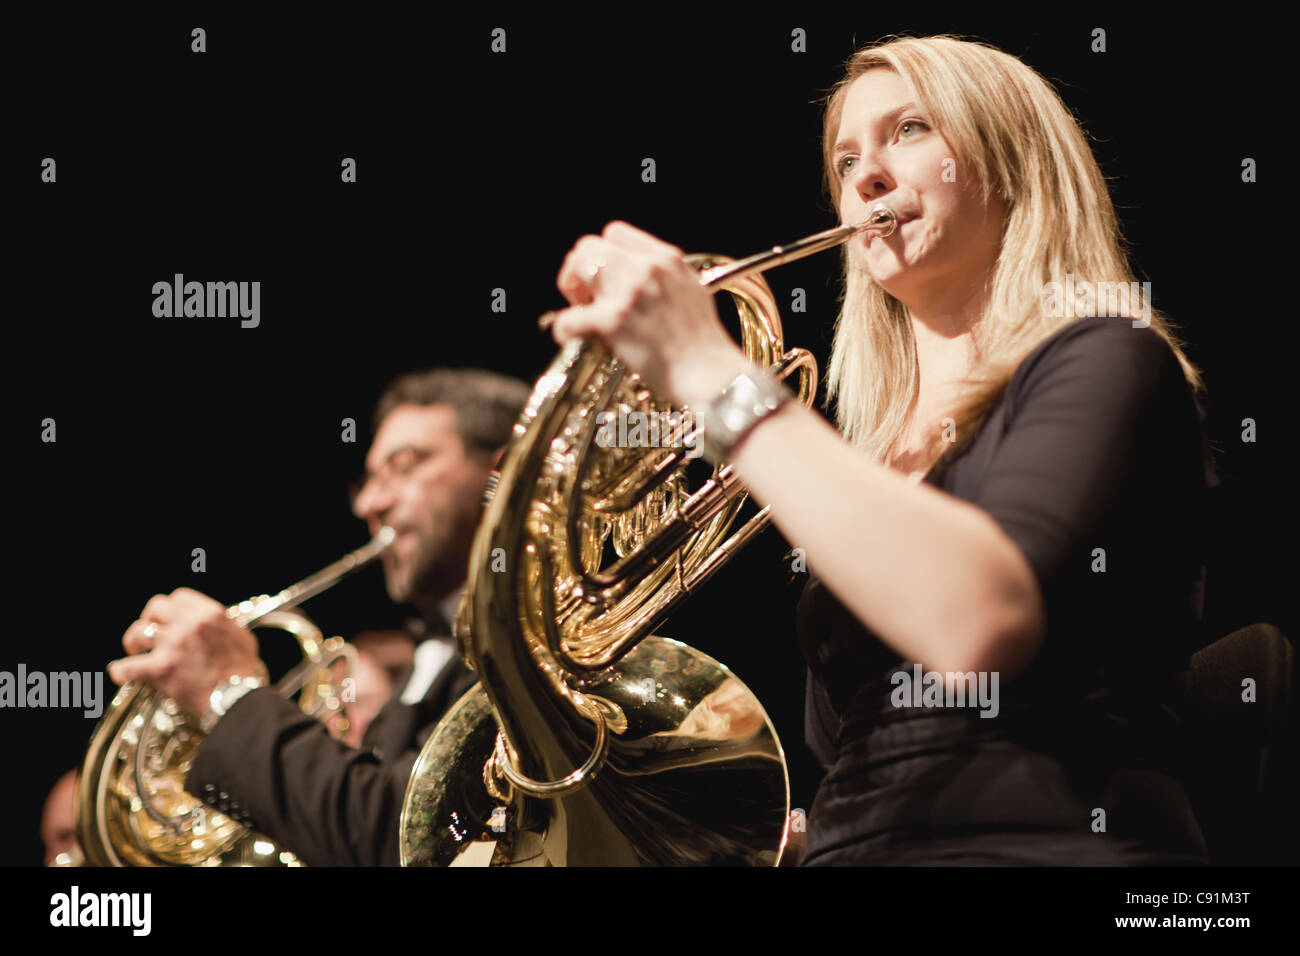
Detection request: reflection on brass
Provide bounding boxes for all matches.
[400,211,898,866]
[76,529,394,867]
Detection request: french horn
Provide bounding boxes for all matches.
[75,527,394,866]
[400,208,898,866]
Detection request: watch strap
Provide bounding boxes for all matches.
[200,673,266,733]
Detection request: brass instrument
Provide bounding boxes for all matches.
[76,527,395,866]
[400,208,898,866]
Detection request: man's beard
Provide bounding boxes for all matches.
[385,538,438,606]
[385,565,414,604]
[386,527,465,610]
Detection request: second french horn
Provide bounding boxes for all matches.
[76,528,395,867]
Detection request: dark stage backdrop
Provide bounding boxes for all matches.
[7,13,1291,869]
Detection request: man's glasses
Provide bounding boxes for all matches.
[348,445,436,506]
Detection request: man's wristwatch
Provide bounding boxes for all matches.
[199,674,266,733]
[696,363,794,465]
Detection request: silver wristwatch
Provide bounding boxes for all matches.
[199,674,266,733]
[697,364,794,465]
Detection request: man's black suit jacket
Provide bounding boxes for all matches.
[189,647,478,866]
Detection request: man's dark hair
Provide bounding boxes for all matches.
[372,368,531,454]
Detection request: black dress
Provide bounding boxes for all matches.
[797,316,1212,865]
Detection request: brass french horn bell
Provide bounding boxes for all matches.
[401,207,897,866]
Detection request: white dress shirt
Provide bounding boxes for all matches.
[399,589,463,705]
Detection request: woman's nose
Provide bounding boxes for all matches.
[845,153,893,203]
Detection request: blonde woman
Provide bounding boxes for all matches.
[549,35,1211,865]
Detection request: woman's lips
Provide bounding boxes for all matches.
[865,215,914,244]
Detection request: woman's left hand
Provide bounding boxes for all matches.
[549,221,749,408]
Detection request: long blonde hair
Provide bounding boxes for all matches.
[821,35,1204,467]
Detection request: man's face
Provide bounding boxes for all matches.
[351,404,493,606]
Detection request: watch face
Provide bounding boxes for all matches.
[720,407,747,433]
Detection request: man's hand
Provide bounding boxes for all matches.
[108,588,263,718]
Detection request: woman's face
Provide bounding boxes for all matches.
[833,69,1006,308]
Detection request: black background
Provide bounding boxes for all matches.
[7,10,1293,879]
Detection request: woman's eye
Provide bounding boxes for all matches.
[837,119,928,179]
